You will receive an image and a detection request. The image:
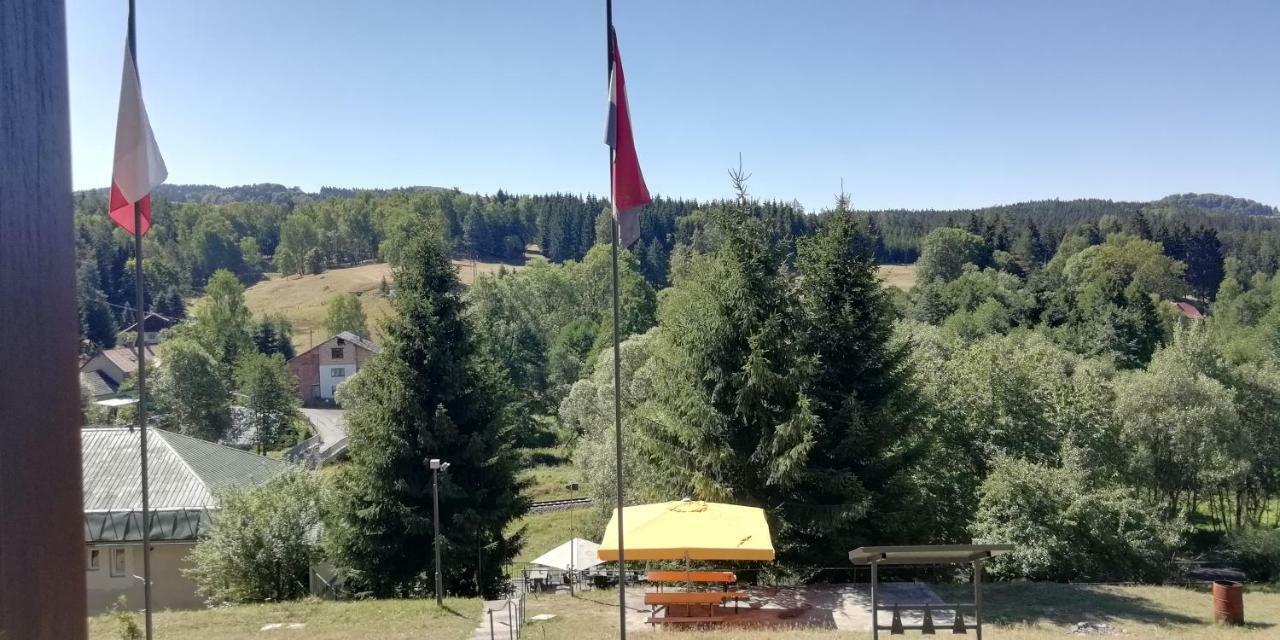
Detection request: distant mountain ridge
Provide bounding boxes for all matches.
[1156,193,1278,217]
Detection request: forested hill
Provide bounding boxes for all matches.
[72,182,1280,352]
[75,183,452,206]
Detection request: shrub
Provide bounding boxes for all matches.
[1228,527,1280,582]
[186,470,323,604]
[110,596,142,640]
[971,455,1182,582]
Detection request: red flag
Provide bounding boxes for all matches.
[109,36,167,236]
[605,28,650,248]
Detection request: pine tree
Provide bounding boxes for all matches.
[793,209,923,562]
[327,225,526,598]
[641,172,820,562]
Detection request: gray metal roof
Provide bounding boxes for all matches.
[849,544,1015,565]
[82,427,288,541]
[80,370,118,399]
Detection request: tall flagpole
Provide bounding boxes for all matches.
[128,1,155,638]
[606,0,628,637]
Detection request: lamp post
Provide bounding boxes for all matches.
[429,458,450,606]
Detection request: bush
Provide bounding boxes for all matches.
[186,470,323,604]
[971,455,1183,582]
[1228,527,1280,582]
[110,596,142,640]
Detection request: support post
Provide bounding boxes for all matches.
[433,465,443,606]
[973,561,984,640]
[0,2,87,638]
[870,560,880,640]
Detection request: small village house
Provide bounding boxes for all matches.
[287,331,379,404]
[121,311,174,345]
[82,426,287,613]
[79,344,157,402]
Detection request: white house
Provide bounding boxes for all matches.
[286,332,379,404]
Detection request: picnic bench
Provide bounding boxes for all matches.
[646,570,736,584]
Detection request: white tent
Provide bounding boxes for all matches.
[530,538,604,572]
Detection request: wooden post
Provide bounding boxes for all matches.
[0,1,88,639]
[973,560,984,640]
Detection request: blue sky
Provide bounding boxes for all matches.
[68,1,1279,211]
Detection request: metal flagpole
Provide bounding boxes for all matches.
[128,2,155,638]
[606,1,628,637]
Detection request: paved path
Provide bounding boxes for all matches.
[300,407,347,446]
[472,599,522,640]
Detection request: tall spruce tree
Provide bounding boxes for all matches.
[640,172,821,563]
[327,225,526,598]
[794,209,922,559]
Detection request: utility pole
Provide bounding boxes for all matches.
[429,458,450,606]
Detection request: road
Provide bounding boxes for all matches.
[300,407,347,448]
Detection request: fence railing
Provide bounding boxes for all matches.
[486,591,526,640]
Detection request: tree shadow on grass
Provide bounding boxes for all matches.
[936,583,1274,629]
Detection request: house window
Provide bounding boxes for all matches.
[88,549,100,571]
[332,367,347,377]
[336,337,347,346]
[331,347,344,359]
[110,548,127,577]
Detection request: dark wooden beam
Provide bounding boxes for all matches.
[0,1,87,638]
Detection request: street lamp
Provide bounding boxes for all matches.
[429,458,450,606]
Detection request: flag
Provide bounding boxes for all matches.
[108,36,167,236]
[605,27,650,248]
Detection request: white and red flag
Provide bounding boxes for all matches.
[605,27,650,248]
[108,34,167,235]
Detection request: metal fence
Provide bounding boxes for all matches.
[485,591,526,640]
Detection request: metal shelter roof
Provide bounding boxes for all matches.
[849,544,1015,566]
[82,427,288,542]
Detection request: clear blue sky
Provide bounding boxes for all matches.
[68,0,1280,211]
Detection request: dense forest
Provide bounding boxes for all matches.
[73,181,1278,355]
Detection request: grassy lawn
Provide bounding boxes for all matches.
[876,263,918,290]
[88,597,481,640]
[83,583,1280,640]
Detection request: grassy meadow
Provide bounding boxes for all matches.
[876,263,919,290]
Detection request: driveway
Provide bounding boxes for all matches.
[300,407,347,448]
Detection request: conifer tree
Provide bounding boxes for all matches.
[327,225,526,598]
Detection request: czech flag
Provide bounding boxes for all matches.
[108,31,167,236]
[605,27,650,248]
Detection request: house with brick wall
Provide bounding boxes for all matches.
[286,331,379,404]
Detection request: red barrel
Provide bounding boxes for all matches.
[1213,580,1244,625]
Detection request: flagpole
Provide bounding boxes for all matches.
[128,2,155,638]
[606,0,628,637]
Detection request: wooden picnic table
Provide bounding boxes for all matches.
[646,570,736,584]
[644,590,748,621]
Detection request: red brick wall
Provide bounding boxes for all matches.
[288,351,321,404]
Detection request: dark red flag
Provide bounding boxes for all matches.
[605,28,650,248]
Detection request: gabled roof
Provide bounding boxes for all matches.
[336,331,381,354]
[289,331,381,362]
[122,311,174,333]
[87,345,158,377]
[1169,301,1204,320]
[82,427,288,542]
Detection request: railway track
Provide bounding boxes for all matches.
[528,497,593,513]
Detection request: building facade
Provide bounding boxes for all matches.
[286,332,379,404]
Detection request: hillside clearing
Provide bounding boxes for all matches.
[876,263,918,290]
[233,259,521,353]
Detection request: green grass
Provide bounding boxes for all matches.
[85,583,1280,640]
[519,463,585,502]
[508,508,598,569]
[88,596,481,640]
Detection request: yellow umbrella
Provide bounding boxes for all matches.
[596,499,775,562]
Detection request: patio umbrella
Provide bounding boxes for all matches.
[596,499,775,562]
